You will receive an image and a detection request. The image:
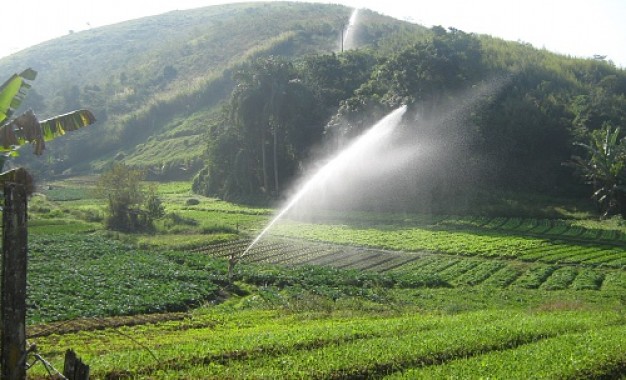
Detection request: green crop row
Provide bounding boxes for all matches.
[269,221,625,268]
[437,215,626,243]
[510,264,558,289]
[270,221,544,257]
[26,233,626,325]
[27,310,466,377]
[28,309,623,379]
[391,324,626,379]
[231,238,622,293]
[149,310,623,379]
[539,266,578,290]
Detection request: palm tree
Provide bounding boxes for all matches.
[570,124,626,218]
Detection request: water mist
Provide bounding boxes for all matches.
[341,8,359,51]
[241,105,408,257]
[241,77,508,257]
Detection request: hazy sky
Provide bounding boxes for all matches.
[2,0,625,68]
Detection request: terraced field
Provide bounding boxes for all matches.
[22,203,626,378]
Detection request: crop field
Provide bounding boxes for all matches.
[267,219,626,268]
[14,183,626,378]
[23,231,626,378]
[191,236,626,293]
[26,308,626,379]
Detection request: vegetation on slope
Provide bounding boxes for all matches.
[193,24,626,214]
[2,2,625,218]
[0,2,424,180]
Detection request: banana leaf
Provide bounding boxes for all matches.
[0,69,37,125]
[0,109,96,156]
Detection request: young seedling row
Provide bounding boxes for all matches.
[192,237,625,292]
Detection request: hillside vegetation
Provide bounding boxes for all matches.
[1,2,626,214]
[192,25,626,213]
[0,2,424,179]
[3,4,626,376]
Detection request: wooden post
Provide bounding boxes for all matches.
[1,183,28,380]
[63,349,90,380]
[228,253,238,286]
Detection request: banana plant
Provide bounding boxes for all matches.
[570,124,626,217]
[0,68,96,184]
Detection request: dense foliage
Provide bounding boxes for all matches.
[194,24,626,211]
[1,2,626,211]
[95,163,163,231]
[192,52,375,200]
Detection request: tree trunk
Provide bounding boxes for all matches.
[273,125,279,196]
[261,134,268,193]
[1,183,28,380]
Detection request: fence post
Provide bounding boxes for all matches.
[63,349,90,380]
[1,183,28,380]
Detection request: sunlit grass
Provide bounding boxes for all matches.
[153,180,193,195]
[135,233,238,250]
[28,219,100,235]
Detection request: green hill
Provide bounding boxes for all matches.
[0,2,425,178]
[1,1,626,215]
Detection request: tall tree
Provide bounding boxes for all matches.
[196,56,326,201]
[229,56,297,196]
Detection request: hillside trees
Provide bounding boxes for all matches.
[173,20,626,204]
[193,25,626,209]
[298,50,378,113]
[194,56,326,200]
[327,26,484,141]
[473,70,575,192]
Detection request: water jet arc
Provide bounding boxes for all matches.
[241,105,407,258]
[342,8,359,51]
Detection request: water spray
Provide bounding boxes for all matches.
[241,105,407,258]
[341,8,359,52]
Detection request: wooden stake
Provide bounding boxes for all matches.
[63,349,90,380]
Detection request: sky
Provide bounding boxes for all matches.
[1,0,625,68]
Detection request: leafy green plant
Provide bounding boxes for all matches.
[27,307,626,379]
[570,124,626,217]
[0,68,95,180]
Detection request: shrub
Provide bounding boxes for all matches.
[186,198,201,206]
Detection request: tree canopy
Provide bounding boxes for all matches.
[193,26,626,214]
